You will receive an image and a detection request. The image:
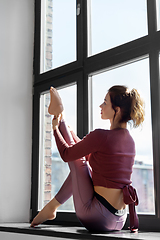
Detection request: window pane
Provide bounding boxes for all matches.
[89,58,155,214]
[38,84,77,211]
[40,0,76,73]
[157,0,160,30]
[88,0,148,56]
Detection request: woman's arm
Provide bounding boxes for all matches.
[70,130,90,161]
[70,130,81,143]
[54,127,104,162]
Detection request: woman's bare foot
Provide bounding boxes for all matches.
[30,198,61,228]
[48,87,64,117]
[30,206,56,227]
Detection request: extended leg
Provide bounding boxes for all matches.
[55,172,72,204]
[57,120,95,215]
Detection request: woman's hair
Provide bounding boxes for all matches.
[108,85,145,128]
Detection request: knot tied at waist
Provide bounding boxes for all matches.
[123,185,139,232]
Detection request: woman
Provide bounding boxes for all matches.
[31,85,144,232]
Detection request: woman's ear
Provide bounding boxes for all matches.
[115,107,121,115]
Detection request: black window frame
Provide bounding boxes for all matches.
[31,0,160,231]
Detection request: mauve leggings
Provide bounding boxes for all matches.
[55,120,127,232]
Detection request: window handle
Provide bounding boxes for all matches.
[77,3,81,16]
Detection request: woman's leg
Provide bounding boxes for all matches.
[30,167,73,227]
[58,121,94,212]
[55,119,93,205]
[54,172,72,204]
[30,121,80,227]
[47,87,94,212]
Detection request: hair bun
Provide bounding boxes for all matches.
[130,88,145,128]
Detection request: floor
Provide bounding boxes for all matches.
[0,223,160,240]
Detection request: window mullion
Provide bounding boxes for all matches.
[77,73,85,139]
[34,0,41,79]
[80,0,88,61]
[149,49,160,218]
[31,90,41,221]
[77,0,89,137]
[77,0,83,64]
[147,0,157,36]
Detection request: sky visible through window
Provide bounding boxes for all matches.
[89,0,148,56]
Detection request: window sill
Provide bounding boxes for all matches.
[0,223,160,240]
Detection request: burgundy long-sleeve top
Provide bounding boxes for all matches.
[54,127,135,188]
[54,126,139,232]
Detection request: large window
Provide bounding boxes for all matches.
[32,0,160,231]
[89,58,154,214]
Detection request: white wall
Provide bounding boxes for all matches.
[0,0,34,222]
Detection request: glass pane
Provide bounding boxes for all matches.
[157,0,160,30]
[89,58,155,214]
[40,0,76,73]
[38,84,77,211]
[88,0,148,56]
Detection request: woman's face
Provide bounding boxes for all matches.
[99,92,115,120]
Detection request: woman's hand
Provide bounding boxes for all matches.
[52,114,62,130]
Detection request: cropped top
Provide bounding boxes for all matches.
[54,122,139,232]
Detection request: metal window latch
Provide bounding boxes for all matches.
[77,3,81,16]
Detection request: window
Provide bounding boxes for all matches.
[38,84,77,211]
[40,0,76,73]
[32,0,160,230]
[88,0,148,56]
[89,58,154,214]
